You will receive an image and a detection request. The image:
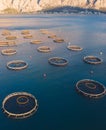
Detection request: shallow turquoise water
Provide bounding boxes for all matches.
[0,14,106,130]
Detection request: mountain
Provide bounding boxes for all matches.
[0,0,106,13]
[0,0,41,13]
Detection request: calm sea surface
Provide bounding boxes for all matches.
[0,14,106,130]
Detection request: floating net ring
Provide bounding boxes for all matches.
[40,29,48,32]
[30,40,42,44]
[53,38,64,43]
[23,35,33,39]
[6,36,17,40]
[2,92,38,119]
[21,30,30,35]
[7,60,28,70]
[67,45,83,51]
[8,41,16,46]
[0,41,9,47]
[41,31,50,35]
[48,35,57,39]
[84,56,103,64]
[2,30,11,36]
[37,46,51,53]
[17,96,29,105]
[0,41,16,47]
[1,49,16,56]
[40,29,50,34]
[85,82,96,89]
[48,57,68,66]
[76,79,106,98]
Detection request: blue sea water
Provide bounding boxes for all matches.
[0,14,106,130]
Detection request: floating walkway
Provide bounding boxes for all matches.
[76,79,106,98]
[2,92,38,119]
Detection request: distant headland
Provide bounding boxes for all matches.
[0,0,106,14]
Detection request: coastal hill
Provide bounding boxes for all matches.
[0,0,106,13]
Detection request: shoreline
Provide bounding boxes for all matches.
[0,7,106,16]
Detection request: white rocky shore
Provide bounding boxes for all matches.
[0,0,106,13]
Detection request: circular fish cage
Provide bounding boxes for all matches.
[37,46,51,53]
[2,30,11,36]
[30,40,42,44]
[2,92,38,119]
[0,41,16,47]
[21,30,30,35]
[23,35,33,39]
[41,31,49,34]
[7,60,28,70]
[48,35,57,39]
[84,56,103,64]
[53,38,64,43]
[6,36,17,40]
[48,57,68,66]
[40,29,50,34]
[40,29,48,32]
[67,45,83,51]
[8,41,16,46]
[76,79,106,98]
[1,49,16,56]
[0,41,9,47]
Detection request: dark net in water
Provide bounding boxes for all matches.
[9,62,26,68]
[4,95,36,114]
[76,79,106,98]
[78,81,104,94]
